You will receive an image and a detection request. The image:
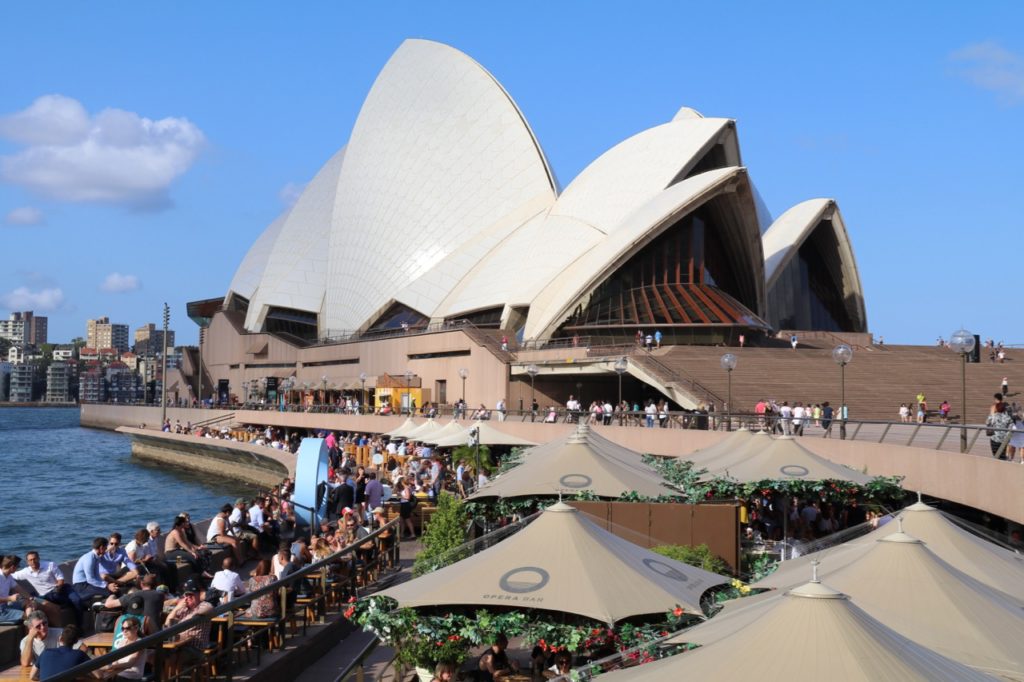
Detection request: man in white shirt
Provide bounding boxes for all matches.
[496,398,506,422]
[792,403,806,436]
[13,552,84,625]
[210,557,246,602]
[1,556,44,623]
[779,402,793,435]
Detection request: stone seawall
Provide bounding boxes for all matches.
[119,427,295,488]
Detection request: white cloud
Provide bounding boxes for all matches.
[0,94,205,208]
[4,206,45,225]
[100,272,141,293]
[0,286,65,311]
[949,41,1024,104]
[279,181,305,207]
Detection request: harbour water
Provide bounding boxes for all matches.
[0,407,251,562]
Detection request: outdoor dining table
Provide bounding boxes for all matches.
[0,666,31,681]
[83,630,191,678]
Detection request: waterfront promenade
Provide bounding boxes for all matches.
[85,405,1024,524]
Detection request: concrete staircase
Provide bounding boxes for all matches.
[648,345,1021,424]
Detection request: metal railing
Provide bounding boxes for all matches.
[51,518,401,682]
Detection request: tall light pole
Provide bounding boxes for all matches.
[160,303,169,427]
[613,357,628,408]
[321,374,328,406]
[404,370,413,416]
[242,380,250,405]
[832,344,853,440]
[720,353,737,431]
[458,367,468,406]
[526,364,539,421]
[359,371,367,414]
[950,328,975,453]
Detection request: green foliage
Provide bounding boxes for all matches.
[346,596,696,668]
[743,553,778,583]
[651,544,731,575]
[413,492,469,577]
[452,444,493,474]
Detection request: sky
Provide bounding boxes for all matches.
[0,2,1021,346]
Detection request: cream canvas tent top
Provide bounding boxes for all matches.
[815,532,1024,677]
[701,435,874,484]
[680,428,763,468]
[608,579,996,681]
[380,503,727,624]
[431,420,536,448]
[401,418,444,441]
[421,419,466,444]
[384,417,421,439]
[755,501,1024,604]
[469,425,675,500]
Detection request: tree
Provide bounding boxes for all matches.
[412,492,470,577]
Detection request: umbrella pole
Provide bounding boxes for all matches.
[781,495,788,562]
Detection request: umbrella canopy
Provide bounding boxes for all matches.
[384,417,421,439]
[608,580,996,681]
[817,532,1024,677]
[701,435,874,484]
[468,425,676,500]
[680,428,762,468]
[402,418,444,441]
[379,502,727,624]
[432,420,536,448]
[755,501,1024,604]
[423,419,467,444]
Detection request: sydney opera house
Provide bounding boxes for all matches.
[188,39,868,410]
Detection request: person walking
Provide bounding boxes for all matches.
[790,334,798,350]
[1002,376,1009,397]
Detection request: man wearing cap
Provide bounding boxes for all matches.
[165,581,213,651]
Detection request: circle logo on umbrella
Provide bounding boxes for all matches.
[559,473,593,489]
[779,464,810,478]
[642,558,690,582]
[499,567,550,593]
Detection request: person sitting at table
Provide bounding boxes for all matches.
[36,624,90,680]
[164,581,214,659]
[244,559,277,618]
[20,610,79,669]
[13,552,83,627]
[210,556,246,602]
[478,633,519,681]
[100,616,146,680]
[1,555,47,624]
[105,573,169,635]
[72,537,120,602]
[547,651,573,678]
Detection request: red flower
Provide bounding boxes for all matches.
[343,607,355,619]
[660,631,668,637]
[592,628,601,636]
[672,607,684,617]
[448,635,461,641]
[348,596,357,603]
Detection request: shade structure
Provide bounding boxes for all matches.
[421,419,465,444]
[468,425,676,500]
[755,501,1024,604]
[379,502,727,624]
[808,532,1024,677]
[680,428,761,467]
[384,417,421,438]
[431,420,536,448]
[700,435,874,484]
[401,418,444,441]
[609,580,996,681]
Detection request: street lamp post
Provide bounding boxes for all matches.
[949,328,975,453]
[404,370,413,416]
[613,357,628,408]
[242,380,250,405]
[832,344,853,439]
[458,367,468,405]
[720,353,737,431]
[359,372,367,414]
[321,375,328,406]
[526,364,539,421]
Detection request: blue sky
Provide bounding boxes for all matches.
[1,2,1021,346]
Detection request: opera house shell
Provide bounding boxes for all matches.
[225,39,867,347]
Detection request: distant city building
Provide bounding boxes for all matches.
[0,311,47,346]
[106,362,143,403]
[87,317,129,353]
[80,347,118,365]
[120,351,139,371]
[46,361,70,402]
[133,323,175,357]
[52,345,75,362]
[80,368,107,403]
[9,363,35,402]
